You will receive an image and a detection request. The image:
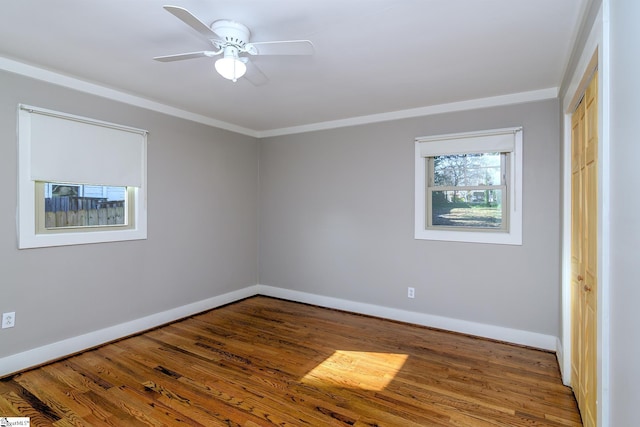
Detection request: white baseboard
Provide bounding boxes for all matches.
[257,285,558,351]
[556,336,572,386]
[1,284,560,377]
[0,285,259,377]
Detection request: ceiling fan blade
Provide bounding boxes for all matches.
[163,5,222,41]
[153,51,219,62]
[243,60,269,86]
[245,40,314,56]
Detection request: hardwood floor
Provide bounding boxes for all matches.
[0,296,582,426]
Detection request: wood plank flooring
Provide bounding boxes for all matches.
[0,296,582,426]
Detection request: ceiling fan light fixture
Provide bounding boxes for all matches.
[156,7,315,84]
[215,56,246,82]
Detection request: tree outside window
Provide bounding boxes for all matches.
[429,152,506,229]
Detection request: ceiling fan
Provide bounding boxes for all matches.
[154,5,315,84]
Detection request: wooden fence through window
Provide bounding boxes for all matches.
[45,197,125,228]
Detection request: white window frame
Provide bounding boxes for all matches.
[415,127,523,245]
[17,105,147,249]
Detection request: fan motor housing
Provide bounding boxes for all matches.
[211,20,251,47]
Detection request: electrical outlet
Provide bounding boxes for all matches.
[407,287,415,299]
[2,312,15,329]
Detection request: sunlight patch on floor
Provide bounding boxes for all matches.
[301,350,408,391]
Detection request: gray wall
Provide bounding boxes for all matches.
[0,70,563,364]
[259,99,561,336]
[0,70,259,358]
[610,0,640,424]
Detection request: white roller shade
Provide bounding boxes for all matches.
[417,127,521,157]
[23,106,146,187]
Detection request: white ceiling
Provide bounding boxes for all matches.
[0,0,586,135]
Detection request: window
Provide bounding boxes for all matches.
[18,105,147,248]
[429,152,507,230]
[415,127,522,245]
[36,182,132,233]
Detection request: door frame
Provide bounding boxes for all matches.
[560,3,610,426]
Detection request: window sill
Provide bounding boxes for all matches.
[18,227,147,249]
[414,227,522,245]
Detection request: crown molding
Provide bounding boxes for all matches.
[257,88,559,138]
[0,56,259,138]
[2,55,558,140]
